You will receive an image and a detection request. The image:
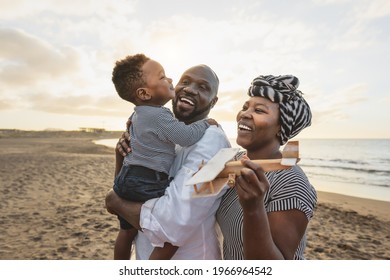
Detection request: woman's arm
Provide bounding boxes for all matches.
[236,160,308,259]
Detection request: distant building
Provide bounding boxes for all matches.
[79,127,106,133]
[44,128,64,131]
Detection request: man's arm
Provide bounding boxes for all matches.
[105,190,142,230]
[106,119,179,259]
[106,126,231,252]
[140,126,231,247]
[106,122,139,219]
[148,243,178,260]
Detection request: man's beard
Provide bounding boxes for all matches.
[172,99,213,123]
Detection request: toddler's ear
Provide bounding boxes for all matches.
[136,88,152,101]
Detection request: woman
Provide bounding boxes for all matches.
[216,74,317,260]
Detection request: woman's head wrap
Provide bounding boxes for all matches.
[247,75,312,145]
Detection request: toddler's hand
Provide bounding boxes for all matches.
[207,118,219,126]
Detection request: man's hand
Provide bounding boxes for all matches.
[116,119,132,157]
[116,132,131,156]
[105,189,118,215]
[105,189,142,230]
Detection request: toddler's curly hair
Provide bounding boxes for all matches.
[112,53,150,103]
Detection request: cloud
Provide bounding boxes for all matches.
[380,96,390,103]
[0,0,137,19]
[141,13,319,93]
[328,22,377,51]
[0,98,13,110]
[311,0,352,5]
[19,92,132,117]
[0,0,386,138]
[356,0,390,20]
[212,82,369,125]
[0,27,81,87]
[0,26,123,116]
[211,90,247,121]
[309,0,389,51]
[309,83,368,123]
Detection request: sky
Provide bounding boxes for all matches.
[0,0,389,139]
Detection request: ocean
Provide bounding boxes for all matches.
[297,139,390,202]
[94,138,390,202]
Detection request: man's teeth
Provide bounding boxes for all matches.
[180,97,194,105]
[238,124,252,131]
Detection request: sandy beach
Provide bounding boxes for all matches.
[0,132,389,260]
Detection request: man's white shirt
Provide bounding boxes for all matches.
[135,125,231,259]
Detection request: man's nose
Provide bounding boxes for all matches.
[183,86,197,95]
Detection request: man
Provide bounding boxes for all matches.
[106,64,231,259]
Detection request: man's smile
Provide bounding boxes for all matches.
[176,95,196,111]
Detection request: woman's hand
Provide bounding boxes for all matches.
[235,159,270,213]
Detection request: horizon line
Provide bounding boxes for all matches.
[1,129,389,140]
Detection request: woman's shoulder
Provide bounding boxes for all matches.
[266,165,317,219]
[266,165,317,201]
[268,165,310,184]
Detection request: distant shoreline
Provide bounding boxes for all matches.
[1,129,389,140]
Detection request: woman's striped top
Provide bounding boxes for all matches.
[216,162,317,260]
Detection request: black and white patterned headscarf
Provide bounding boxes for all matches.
[248,75,312,145]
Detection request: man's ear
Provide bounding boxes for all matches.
[210,97,218,108]
[136,88,152,101]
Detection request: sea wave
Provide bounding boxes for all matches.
[300,163,390,176]
[304,168,390,188]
